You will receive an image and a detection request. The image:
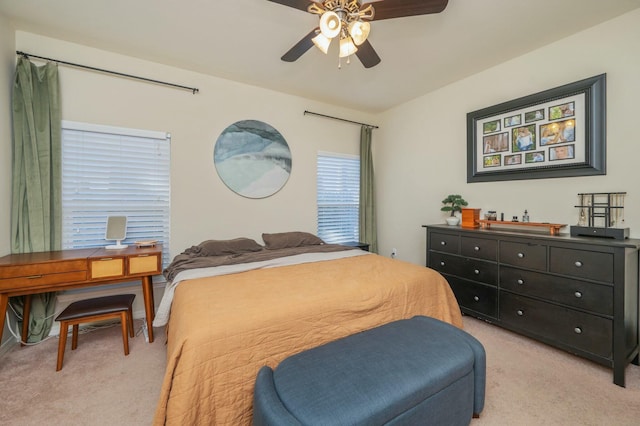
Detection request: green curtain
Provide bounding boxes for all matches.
[10,56,62,342]
[359,125,378,253]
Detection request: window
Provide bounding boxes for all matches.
[317,152,360,243]
[61,121,171,267]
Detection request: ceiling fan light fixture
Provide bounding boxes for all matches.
[319,11,341,39]
[339,36,358,58]
[356,3,375,21]
[348,20,370,46]
[278,0,449,68]
[312,33,331,54]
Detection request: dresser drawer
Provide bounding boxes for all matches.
[428,252,463,276]
[429,232,459,254]
[461,236,497,261]
[448,277,497,318]
[499,241,547,271]
[500,292,612,358]
[429,253,497,285]
[458,258,498,285]
[549,247,614,283]
[500,266,613,316]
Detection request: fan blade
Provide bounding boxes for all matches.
[372,0,449,21]
[281,28,318,62]
[266,0,318,13]
[355,40,381,68]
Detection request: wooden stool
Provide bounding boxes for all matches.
[55,294,136,371]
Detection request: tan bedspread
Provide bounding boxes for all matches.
[153,254,462,425]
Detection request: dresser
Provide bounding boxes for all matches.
[0,245,162,344]
[424,224,639,387]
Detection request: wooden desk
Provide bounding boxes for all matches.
[0,245,162,344]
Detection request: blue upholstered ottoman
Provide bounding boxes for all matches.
[253,316,485,426]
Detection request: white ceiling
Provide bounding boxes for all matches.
[1,0,639,113]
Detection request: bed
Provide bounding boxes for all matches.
[152,233,462,425]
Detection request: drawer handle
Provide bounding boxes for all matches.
[517,252,525,258]
[517,310,524,316]
[574,291,583,298]
[440,241,446,246]
[474,246,480,251]
[473,296,480,302]
[517,279,524,285]
[574,261,583,267]
[574,327,582,334]
[27,275,43,279]
[99,257,114,261]
[474,269,480,275]
[138,254,150,257]
[440,261,445,266]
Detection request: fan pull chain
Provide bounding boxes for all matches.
[338,55,353,70]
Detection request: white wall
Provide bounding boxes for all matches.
[13,32,376,259]
[1,31,376,337]
[0,13,15,350]
[376,9,640,265]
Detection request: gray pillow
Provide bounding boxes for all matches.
[262,232,325,249]
[198,238,263,256]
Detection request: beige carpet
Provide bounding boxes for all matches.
[0,316,638,425]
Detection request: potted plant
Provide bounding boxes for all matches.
[441,194,468,225]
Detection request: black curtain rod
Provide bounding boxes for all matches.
[16,51,199,94]
[304,110,379,129]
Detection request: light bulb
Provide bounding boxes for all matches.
[312,33,331,54]
[348,20,370,46]
[319,11,341,39]
[339,37,358,58]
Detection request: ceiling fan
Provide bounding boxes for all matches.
[267,0,449,68]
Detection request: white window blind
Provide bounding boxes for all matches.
[317,152,360,244]
[61,121,171,267]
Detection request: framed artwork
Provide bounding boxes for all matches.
[467,74,606,182]
[214,120,292,198]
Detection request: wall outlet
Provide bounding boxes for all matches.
[391,248,397,258]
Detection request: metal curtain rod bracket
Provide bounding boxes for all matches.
[304,110,379,129]
[16,51,199,94]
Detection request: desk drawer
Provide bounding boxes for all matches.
[0,259,87,279]
[89,257,125,279]
[0,271,87,291]
[128,253,161,275]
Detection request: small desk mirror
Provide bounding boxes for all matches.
[105,216,128,249]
